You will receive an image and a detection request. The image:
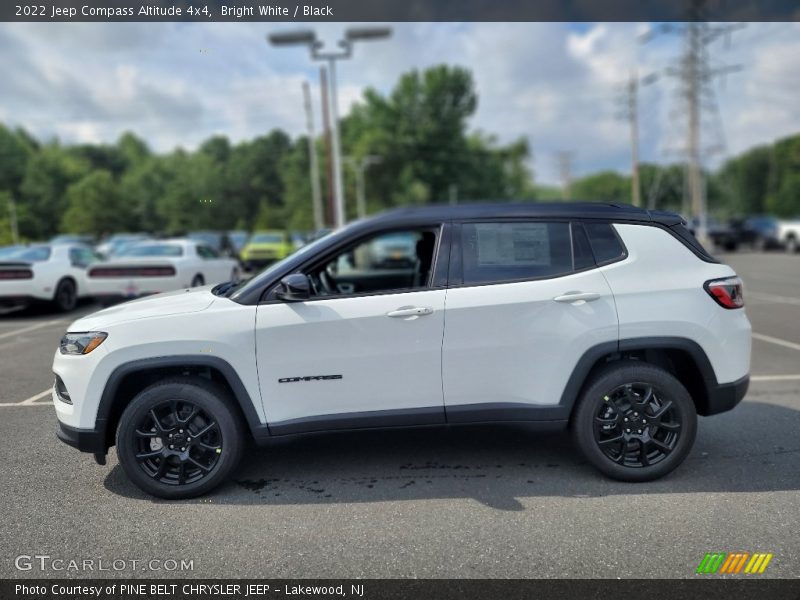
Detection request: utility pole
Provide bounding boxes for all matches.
[319,67,335,228]
[641,6,743,237]
[557,152,574,201]
[302,82,324,231]
[619,71,642,207]
[448,184,458,206]
[345,155,381,219]
[8,195,19,245]
[685,22,703,227]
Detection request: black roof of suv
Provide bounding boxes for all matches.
[369,201,684,227]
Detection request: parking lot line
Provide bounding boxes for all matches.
[752,332,800,352]
[0,319,67,341]
[747,291,800,306]
[0,389,52,407]
[751,374,800,382]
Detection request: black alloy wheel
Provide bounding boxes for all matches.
[133,399,223,486]
[593,383,681,468]
[116,377,244,499]
[572,362,697,482]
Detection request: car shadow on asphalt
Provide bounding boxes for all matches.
[103,399,800,510]
[0,298,97,319]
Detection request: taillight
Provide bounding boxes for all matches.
[0,269,33,280]
[704,276,744,309]
[89,266,176,278]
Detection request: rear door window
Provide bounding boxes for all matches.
[459,221,573,284]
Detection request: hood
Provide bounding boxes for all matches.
[69,286,216,330]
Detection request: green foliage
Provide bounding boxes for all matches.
[61,170,131,236]
[571,171,631,203]
[19,143,89,239]
[340,65,533,211]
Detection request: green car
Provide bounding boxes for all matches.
[240,230,293,271]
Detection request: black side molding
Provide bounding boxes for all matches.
[269,406,445,436]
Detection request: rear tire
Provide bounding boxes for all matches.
[53,279,77,312]
[116,377,245,499]
[572,362,697,482]
[190,274,204,287]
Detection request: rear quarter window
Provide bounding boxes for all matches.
[584,223,627,264]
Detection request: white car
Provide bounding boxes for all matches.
[95,233,151,258]
[85,239,240,303]
[0,243,99,311]
[778,220,800,253]
[52,203,751,499]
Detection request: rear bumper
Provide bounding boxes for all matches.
[702,375,749,416]
[56,420,106,454]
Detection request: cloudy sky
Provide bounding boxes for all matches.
[0,21,798,184]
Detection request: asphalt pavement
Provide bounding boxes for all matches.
[1,252,798,579]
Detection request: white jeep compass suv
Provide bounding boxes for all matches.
[53,203,751,499]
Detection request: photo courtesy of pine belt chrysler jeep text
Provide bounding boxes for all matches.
[52,203,751,499]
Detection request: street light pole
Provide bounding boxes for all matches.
[325,56,346,228]
[268,27,392,229]
[345,155,381,219]
[301,81,323,231]
[8,195,19,245]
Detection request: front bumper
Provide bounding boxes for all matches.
[56,420,106,454]
[701,374,749,416]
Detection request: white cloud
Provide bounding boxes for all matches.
[0,22,797,185]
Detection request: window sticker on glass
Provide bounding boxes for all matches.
[475,223,551,266]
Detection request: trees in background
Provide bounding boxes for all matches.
[0,65,798,245]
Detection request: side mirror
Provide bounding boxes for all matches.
[276,273,310,302]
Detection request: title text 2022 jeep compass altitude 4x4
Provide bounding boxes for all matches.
[53,203,751,499]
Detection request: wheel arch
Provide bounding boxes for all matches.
[561,337,720,419]
[96,355,269,451]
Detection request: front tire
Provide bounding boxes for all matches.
[572,362,697,482]
[116,377,245,499]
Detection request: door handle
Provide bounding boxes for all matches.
[386,306,434,318]
[553,291,601,303]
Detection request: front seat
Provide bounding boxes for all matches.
[413,232,436,288]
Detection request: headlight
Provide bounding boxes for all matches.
[59,332,107,355]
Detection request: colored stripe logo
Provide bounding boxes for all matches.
[696,552,773,574]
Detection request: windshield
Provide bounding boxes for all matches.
[189,232,221,245]
[4,246,52,262]
[117,244,184,257]
[251,233,284,244]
